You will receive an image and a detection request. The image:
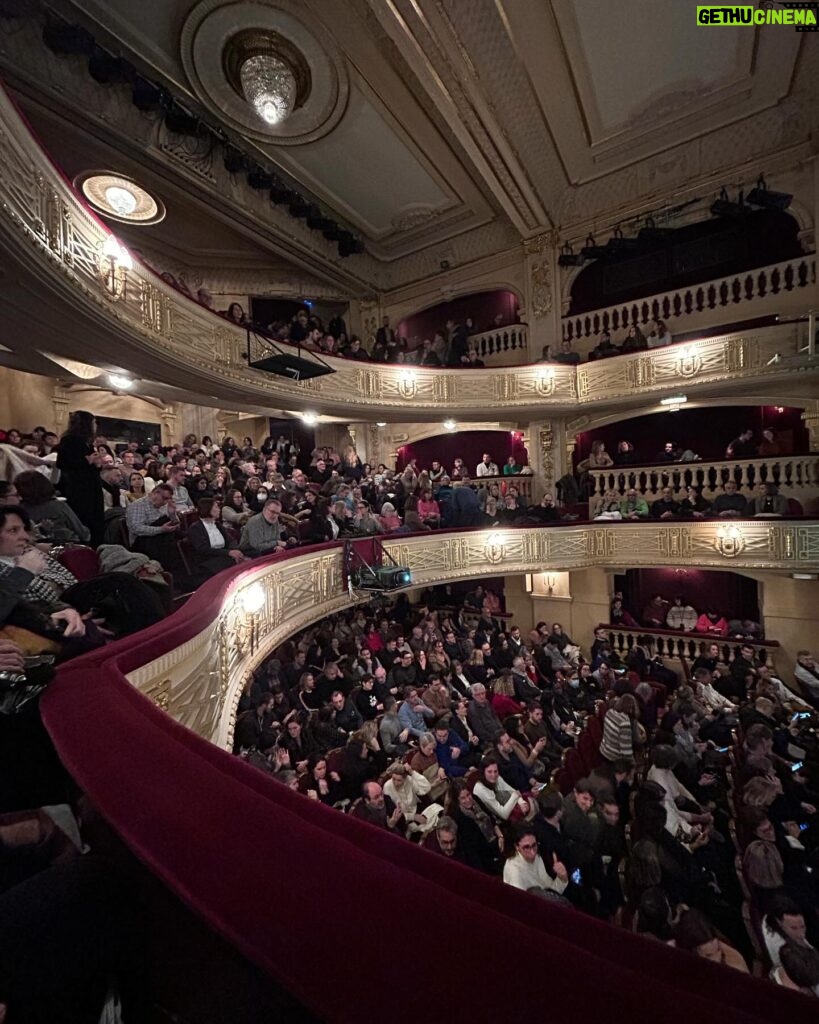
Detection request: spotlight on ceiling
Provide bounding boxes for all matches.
[301,411,318,426]
[443,419,457,431]
[747,175,792,212]
[637,216,674,246]
[711,187,747,220]
[557,242,585,268]
[108,373,133,390]
[223,146,247,174]
[76,172,164,225]
[580,233,608,260]
[605,226,639,258]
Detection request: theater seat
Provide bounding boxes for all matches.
[786,497,803,516]
[56,545,100,582]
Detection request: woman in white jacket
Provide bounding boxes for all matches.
[502,827,569,895]
[473,758,535,822]
[383,763,440,836]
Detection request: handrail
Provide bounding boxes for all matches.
[589,455,819,499]
[0,82,816,417]
[596,622,780,670]
[562,255,817,345]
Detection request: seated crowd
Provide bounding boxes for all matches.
[584,425,797,521]
[233,582,819,993]
[610,589,766,641]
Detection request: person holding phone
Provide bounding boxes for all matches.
[125,482,179,570]
[502,825,569,896]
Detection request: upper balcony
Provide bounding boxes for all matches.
[0,82,816,420]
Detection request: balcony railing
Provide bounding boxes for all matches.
[589,455,819,502]
[455,474,535,502]
[562,256,817,352]
[468,324,529,364]
[0,81,816,418]
[598,623,780,671]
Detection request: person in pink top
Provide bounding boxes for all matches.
[417,488,441,528]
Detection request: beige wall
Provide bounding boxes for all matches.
[758,573,819,678]
[0,366,165,435]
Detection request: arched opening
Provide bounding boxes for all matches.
[396,289,521,347]
[574,404,809,468]
[395,429,528,473]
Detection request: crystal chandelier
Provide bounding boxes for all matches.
[240,53,297,126]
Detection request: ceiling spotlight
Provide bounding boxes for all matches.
[301,411,318,425]
[747,176,792,212]
[376,421,387,428]
[76,172,164,225]
[108,373,133,390]
[710,187,747,220]
[105,185,137,216]
[557,242,585,268]
[660,394,687,409]
[443,419,457,431]
[580,233,608,260]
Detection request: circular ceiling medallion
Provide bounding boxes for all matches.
[75,171,166,225]
[180,0,349,145]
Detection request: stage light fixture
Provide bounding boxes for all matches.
[710,187,747,220]
[580,233,608,260]
[747,176,792,212]
[557,242,585,268]
[605,226,639,257]
[223,147,247,174]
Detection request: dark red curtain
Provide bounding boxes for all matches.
[623,569,760,623]
[397,290,520,342]
[39,544,816,1024]
[396,430,528,473]
[574,405,807,466]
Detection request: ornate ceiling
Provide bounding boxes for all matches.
[0,0,816,294]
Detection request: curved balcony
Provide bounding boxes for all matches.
[0,84,816,419]
[100,521,819,750]
[39,522,817,1023]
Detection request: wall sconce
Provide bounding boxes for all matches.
[443,419,457,431]
[715,524,745,558]
[239,582,266,655]
[546,573,557,595]
[484,532,505,564]
[98,234,133,300]
[398,369,417,399]
[241,583,265,614]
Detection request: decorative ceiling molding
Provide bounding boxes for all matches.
[179,0,350,145]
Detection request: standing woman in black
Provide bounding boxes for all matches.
[56,410,105,546]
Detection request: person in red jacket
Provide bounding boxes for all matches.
[695,609,729,636]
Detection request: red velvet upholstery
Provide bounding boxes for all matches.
[39,542,816,1024]
[56,545,100,582]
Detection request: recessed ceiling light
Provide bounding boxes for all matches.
[75,171,166,225]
